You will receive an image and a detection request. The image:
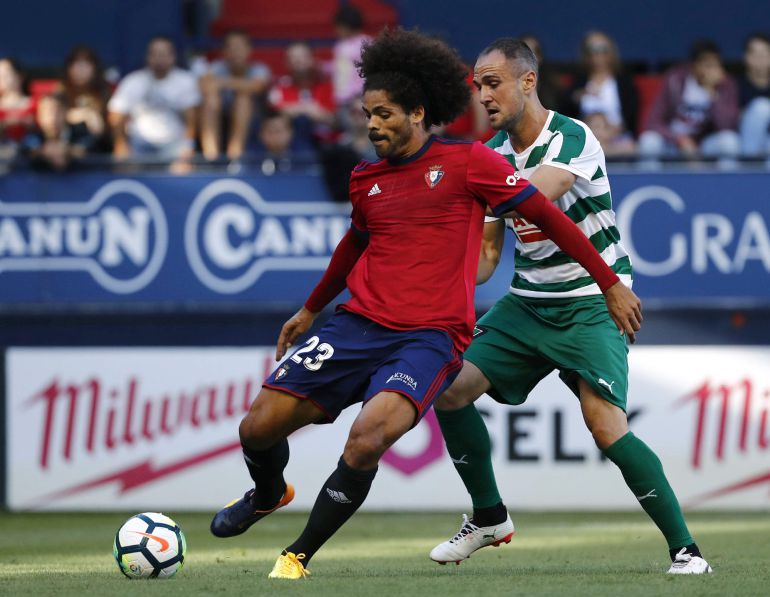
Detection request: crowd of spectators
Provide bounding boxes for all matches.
[1,10,770,180]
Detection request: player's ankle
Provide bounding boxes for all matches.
[471,502,508,527]
[669,543,702,561]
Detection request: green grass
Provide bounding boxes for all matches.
[1,511,768,596]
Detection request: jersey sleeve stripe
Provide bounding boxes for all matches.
[491,185,537,217]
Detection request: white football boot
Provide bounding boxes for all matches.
[667,548,713,574]
[430,513,514,565]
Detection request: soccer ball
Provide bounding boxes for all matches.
[113,512,187,579]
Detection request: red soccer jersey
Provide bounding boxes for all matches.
[341,135,536,351]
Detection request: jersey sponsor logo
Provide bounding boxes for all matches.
[511,217,548,244]
[367,183,382,197]
[0,179,167,293]
[506,172,521,186]
[386,372,418,391]
[424,165,445,189]
[185,179,349,294]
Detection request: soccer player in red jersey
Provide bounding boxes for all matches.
[210,29,642,579]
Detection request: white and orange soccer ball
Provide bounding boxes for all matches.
[113,512,187,579]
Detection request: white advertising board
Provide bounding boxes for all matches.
[6,347,770,510]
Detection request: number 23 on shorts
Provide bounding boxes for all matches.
[289,336,335,371]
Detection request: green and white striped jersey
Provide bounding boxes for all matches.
[486,110,633,298]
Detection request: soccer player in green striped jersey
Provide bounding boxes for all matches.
[429,38,712,575]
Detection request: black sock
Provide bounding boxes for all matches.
[670,543,702,561]
[471,502,508,527]
[285,456,377,563]
[242,439,289,509]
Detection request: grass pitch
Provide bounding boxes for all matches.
[1,510,768,596]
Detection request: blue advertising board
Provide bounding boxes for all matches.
[0,170,767,310]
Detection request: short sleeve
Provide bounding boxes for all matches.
[176,72,202,109]
[466,142,537,218]
[541,123,603,181]
[107,72,142,114]
[249,62,271,81]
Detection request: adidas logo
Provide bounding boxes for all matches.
[326,488,352,503]
[368,183,382,196]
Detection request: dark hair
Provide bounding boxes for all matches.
[334,5,364,31]
[478,37,539,76]
[261,109,291,125]
[223,28,251,44]
[147,35,176,51]
[689,39,721,62]
[745,31,770,51]
[579,30,621,75]
[62,46,108,106]
[357,28,470,128]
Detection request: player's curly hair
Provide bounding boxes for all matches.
[357,28,470,129]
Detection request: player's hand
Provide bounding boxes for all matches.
[603,282,642,344]
[276,307,318,361]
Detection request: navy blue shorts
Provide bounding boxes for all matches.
[264,310,463,422]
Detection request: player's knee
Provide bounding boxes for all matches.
[589,423,625,451]
[239,406,277,450]
[435,383,472,411]
[343,427,389,469]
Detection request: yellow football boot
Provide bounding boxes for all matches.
[268,551,310,579]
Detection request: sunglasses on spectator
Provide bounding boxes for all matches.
[588,43,611,54]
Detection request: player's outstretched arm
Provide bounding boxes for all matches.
[503,191,643,343]
[275,227,368,360]
[476,218,505,285]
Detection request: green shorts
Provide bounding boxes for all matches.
[466,293,629,411]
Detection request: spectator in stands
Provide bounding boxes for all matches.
[331,5,370,125]
[584,112,635,158]
[24,95,94,171]
[256,110,294,175]
[319,95,378,202]
[199,29,271,161]
[738,32,770,156]
[639,40,740,161]
[268,41,335,149]
[520,34,566,114]
[566,31,638,138]
[108,36,200,171]
[56,46,111,153]
[0,58,35,161]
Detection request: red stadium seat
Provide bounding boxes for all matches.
[210,0,398,39]
[633,74,663,132]
[204,46,334,78]
[29,79,59,101]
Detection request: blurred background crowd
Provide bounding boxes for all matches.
[1,1,769,192]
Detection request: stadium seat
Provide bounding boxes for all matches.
[210,0,398,40]
[29,79,59,102]
[633,74,663,132]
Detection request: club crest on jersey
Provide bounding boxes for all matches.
[424,165,445,189]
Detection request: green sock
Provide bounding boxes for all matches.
[603,432,693,550]
[435,404,502,509]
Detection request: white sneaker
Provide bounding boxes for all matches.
[430,513,514,565]
[666,548,713,574]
